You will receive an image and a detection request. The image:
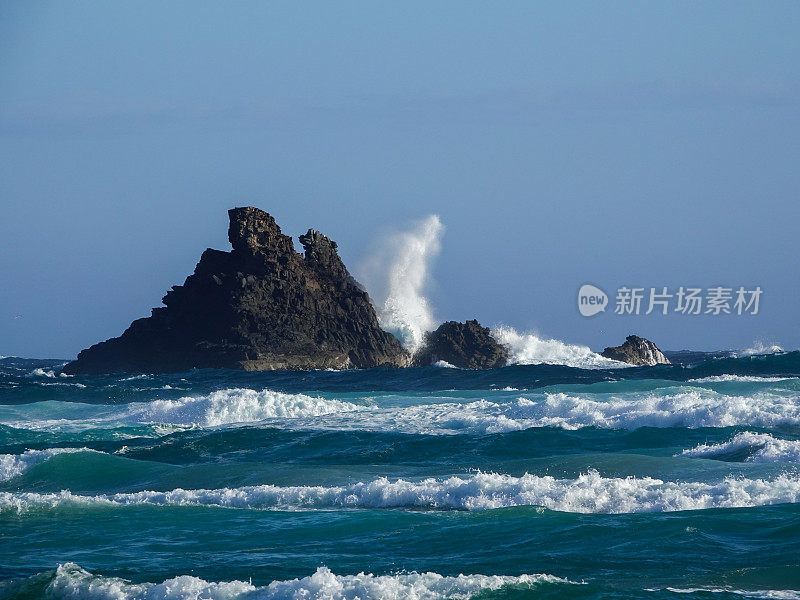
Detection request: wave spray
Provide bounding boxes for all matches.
[359,215,443,353]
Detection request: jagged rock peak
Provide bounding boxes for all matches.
[600,335,670,366]
[63,207,409,374]
[299,228,349,280]
[227,206,294,257]
[414,319,509,369]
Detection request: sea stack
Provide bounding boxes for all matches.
[601,335,670,366]
[413,320,509,369]
[64,207,410,374]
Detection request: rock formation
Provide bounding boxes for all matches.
[413,320,509,369]
[600,335,670,366]
[64,207,410,374]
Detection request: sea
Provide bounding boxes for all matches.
[2,344,800,600]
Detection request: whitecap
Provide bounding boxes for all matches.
[689,375,795,383]
[432,360,459,369]
[133,388,361,427]
[681,432,800,463]
[41,563,571,600]
[4,470,800,514]
[736,342,786,357]
[5,386,800,434]
[491,326,628,369]
[0,448,93,482]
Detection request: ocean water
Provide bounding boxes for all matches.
[2,350,800,600]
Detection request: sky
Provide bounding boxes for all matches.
[1,1,799,359]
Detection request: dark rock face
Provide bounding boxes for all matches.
[64,207,410,374]
[600,335,670,366]
[413,320,508,369]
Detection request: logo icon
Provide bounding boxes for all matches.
[578,284,608,317]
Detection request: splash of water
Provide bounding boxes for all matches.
[737,341,785,357]
[491,325,626,369]
[359,215,443,353]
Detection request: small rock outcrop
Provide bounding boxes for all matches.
[64,207,410,374]
[413,320,509,369]
[601,335,670,366]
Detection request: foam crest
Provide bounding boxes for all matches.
[359,215,443,353]
[432,360,459,369]
[0,448,91,482]
[132,389,360,427]
[661,588,800,599]
[491,326,627,369]
[681,432,800,463]
[27,368,72,378]
[41,563,568,600]
[500,389,800,431]
[689,375,795,383]
[5,387,800,435]
[737,342,786,357]
[4,470,800,514]
[372,388,800,434]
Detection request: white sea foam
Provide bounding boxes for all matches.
[661,588,800,599]
[495,390,800,431]
[26,368,72,378]
[433,360,459,369]
[0,448,92,482]
[689,375,795,383]
[357,388,800,434]
[736,342,786,357]
[358,215,443,353]
[491,326,627,369]
[28,368,57,378]
[4,386,800,434]
[3,470,800,515]
[133,388,361,427]
[41,563,570,600]
[0,389,360,432]
[681,432,800,463]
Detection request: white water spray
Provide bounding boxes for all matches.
[491,325,627,369]
[359,215,443,353]
[358,215,628,368]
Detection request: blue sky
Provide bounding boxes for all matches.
[1,1,799,358]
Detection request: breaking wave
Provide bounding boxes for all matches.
[736,342,786,357]
[681,432,800,463]
[501,389,800,431]
[491,326,626,369]
[329,388,800,434]
[14,563,570,600]
[0,448,92,482]
[655,589,800,599]
[688,375,796,383]
[3,470,800,514]
[4,386,800,434]
[132,389,361,427]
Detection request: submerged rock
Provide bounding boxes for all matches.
[600,335,670,366]
[413,320,508,369]
[64,207,410,374]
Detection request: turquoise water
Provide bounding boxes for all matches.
[1,353,800,599]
